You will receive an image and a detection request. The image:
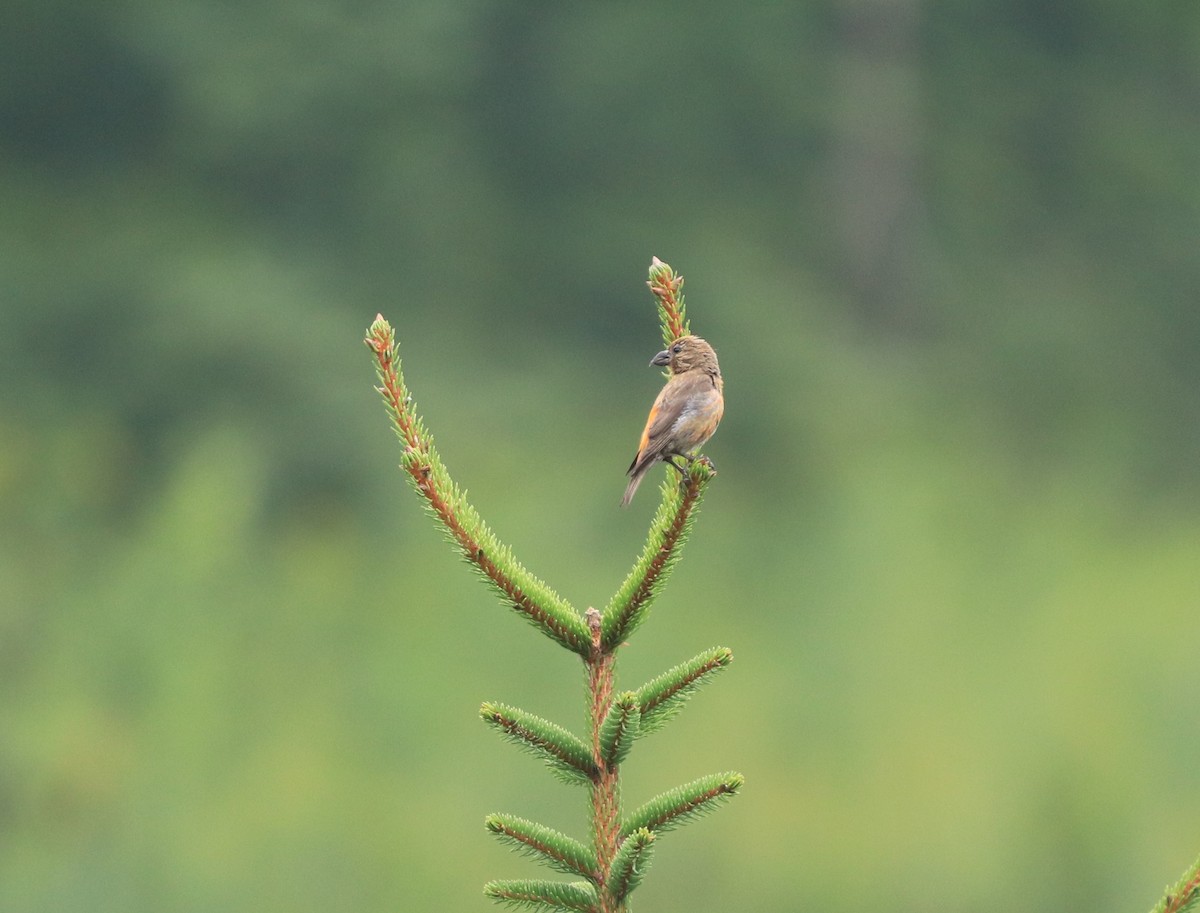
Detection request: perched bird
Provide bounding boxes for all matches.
[622,334,724,507]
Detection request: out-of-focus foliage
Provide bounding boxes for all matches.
[1,1,1197,911]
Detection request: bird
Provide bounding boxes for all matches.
[622,334,724,507]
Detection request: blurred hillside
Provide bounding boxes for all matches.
[1,2,1198,912]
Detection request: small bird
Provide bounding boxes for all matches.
[622,334,724,506]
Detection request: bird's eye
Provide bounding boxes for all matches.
[672,343,683,353]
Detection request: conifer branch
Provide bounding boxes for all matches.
[480,702,598,784]
[485,815,598,880]
[601,462,715,650]
[601,257,712,650]
[483,879,600,913]
[621,772,744,837]
[635,646,733,734]
[584,614,623,910]
[597,693,640,768]
[608,829,655,905]
[1153,854,1200,913]
[368,260,743,912]
[364,316,590,656]
[648,256,689,347]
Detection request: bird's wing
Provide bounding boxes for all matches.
[629,371,709,471]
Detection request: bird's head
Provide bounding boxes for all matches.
[651,335,720,376]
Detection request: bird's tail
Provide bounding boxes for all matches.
[620,464,650,507]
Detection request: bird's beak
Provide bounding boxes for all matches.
[650,349,671,367]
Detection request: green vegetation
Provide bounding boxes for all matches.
[368,264,741,912]
[1,2,1198,911]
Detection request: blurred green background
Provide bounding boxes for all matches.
[2,1,1198,910]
